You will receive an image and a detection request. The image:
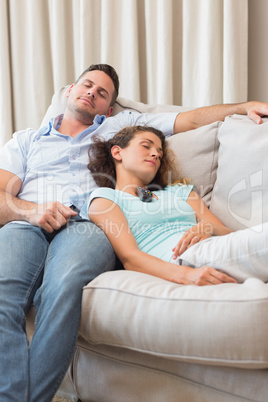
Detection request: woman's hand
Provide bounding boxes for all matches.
[172,221,213,259]
[172,265,237,286]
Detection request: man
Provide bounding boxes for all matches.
[0,63,267,401]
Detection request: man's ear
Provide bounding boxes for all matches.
[65,84,75,98]
[105,106,113,118]
[111,145,122,161]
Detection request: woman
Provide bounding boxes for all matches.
[87,126,268,285]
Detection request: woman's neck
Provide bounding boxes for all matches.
[115,176,147,196]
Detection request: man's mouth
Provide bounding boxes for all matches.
[79,97,95,108]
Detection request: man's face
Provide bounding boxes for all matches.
[65,70,115,125]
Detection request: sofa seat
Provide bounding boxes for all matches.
[81,270,268,370]
[56,269,268,401]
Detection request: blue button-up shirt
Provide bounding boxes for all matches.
[0,111,176,212]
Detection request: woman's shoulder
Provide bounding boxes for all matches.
[91,187,115,197]
[89,187,118,205]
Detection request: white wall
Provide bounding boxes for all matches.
[248,0,268,102]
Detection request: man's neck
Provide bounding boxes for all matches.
[57,115,93,138]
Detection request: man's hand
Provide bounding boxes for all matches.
[246,101,268,124]
[26,202,77,233]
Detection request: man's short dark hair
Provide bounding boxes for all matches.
[76,64,120,106]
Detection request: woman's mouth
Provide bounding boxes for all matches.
[146,160,156,166]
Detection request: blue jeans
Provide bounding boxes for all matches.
[0,220,116,401]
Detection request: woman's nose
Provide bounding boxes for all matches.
[151,150,160,158]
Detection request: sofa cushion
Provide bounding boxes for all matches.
[80,270,268,369]
[210,115,268,230]
[167,122,220,206]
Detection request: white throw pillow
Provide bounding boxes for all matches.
[210,115,268,230]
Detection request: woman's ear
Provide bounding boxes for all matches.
[111,145,122,161]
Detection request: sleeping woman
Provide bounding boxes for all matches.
[86,125,268,285]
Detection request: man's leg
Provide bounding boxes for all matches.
[29,220,116,401]
[0,223,48,401]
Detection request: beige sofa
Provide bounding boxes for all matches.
[27,91,268,402]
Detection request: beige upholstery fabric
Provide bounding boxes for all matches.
[210,115,268,230]
[80,270,268,369]
[167,122,220,205]
[72,342,268,402]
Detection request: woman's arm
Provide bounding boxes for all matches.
[89,197,236,286]
[172,190,232,258]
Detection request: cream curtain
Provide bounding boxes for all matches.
[0,0,248,148]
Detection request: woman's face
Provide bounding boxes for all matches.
[118,131,163,184]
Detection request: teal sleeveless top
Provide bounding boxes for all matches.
[89,185,196,262]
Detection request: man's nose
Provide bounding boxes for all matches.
[88,88,96,98]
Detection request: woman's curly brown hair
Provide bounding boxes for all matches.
[87,126,179,190]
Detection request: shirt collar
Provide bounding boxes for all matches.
[36,113,107,138]
[94,114,106,125]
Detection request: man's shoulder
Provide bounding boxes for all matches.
[13,117,55,143]
[110,109,143,120]
[12,127,44,145]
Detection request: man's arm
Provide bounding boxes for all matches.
[174,101,268,133]
[0,169,77,232]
